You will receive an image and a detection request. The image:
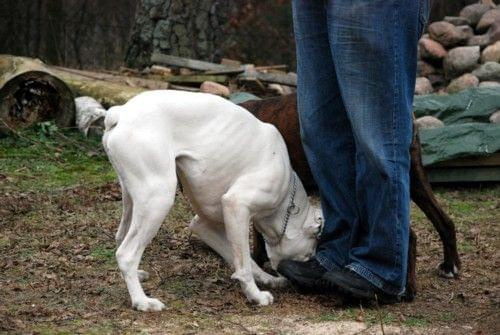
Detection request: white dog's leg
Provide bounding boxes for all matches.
[115,178,149,282]
[115,181,176,312]
[115,177,133,247]
[189,215,287,288]
[221,192,274,306]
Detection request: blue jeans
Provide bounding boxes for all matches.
[292,0,428,296]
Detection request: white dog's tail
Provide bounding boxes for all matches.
[104,106,121,132]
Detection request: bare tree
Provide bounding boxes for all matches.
[0,0,137,70]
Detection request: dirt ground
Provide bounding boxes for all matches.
[0,130,499,334]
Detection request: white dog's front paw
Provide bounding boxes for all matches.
[132,297,165,312]
[252,290,274,306]
[137,270,150,282]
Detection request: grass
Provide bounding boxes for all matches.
[403,316,430,327]
[1,124,499,334]
[0,124,115,192]
[90,245,116,264]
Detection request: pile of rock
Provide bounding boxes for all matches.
[416,2,500,95]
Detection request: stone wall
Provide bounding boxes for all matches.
[415,2,500,95]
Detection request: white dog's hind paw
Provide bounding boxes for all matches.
[253,291,274,306]
[267,276,288,289]
[138,270,150,282]
[132,297,165,312]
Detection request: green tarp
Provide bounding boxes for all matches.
[229,91,261,104]
[230,88,500,167]
[419,123,500,166]
[413,87,500,166]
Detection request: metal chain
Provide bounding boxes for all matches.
[263,172,298,246]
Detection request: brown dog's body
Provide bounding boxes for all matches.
[240,94,460,300]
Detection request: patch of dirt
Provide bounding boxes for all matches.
[0,183,498,334]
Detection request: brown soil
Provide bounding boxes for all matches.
[0,180,498,334]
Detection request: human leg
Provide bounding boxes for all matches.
[323,0,424,296]
[291,0,358,272]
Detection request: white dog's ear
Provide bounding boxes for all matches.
[306,207,324,238]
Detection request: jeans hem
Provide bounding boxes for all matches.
[347,263,404,297]
[315,252,341,272]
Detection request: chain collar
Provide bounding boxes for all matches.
[263,172,298,246]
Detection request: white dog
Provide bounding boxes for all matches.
[102,90,323,311]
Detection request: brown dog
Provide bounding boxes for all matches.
[240,94,461,300]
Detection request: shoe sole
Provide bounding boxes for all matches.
[322,273,400,304]
[278,268,324,293]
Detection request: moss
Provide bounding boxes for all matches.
[0,125,116,192]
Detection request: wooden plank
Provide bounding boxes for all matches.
[169,84,200,92]
[204,68,244,75]
[427,166,500,183]
[238,70,297,86]
[429,153,500,168]
[162,74,228,84]
[220,58,242,68]
[255,64,288,71]
[256,71,297,86]
[151,53,239,72]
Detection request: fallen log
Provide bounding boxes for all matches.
[50,67,146,107]
[0,55,158,134]
[53,66,170,90]
[0,55,75,135]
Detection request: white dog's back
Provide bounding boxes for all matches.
[104,90,290,224]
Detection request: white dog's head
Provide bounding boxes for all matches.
[265,190,323,270]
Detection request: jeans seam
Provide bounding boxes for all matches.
[390,0,402,282]
[347,263,403,296]
[316,252,341,272]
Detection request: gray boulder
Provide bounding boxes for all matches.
[457,25,474,40]
[414,77,434,95]
[459,3,492,26]
[481,41,500,63]
[490,110,500,124]
[476,9,500,33]
[446,73,479,93]
[415,116,445,130]
[443,46,480,78]
[417,60,436,77]
[443,16,471,26]
[467,34,491,48]
[419,37,447,60]
[472,62,500,81]
[488,21,500,44]
[428,21,468,47]
[200,81,230,97]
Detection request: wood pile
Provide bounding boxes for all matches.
[145,53,296,97]
[0,54,296,134]
[416,1,500,95]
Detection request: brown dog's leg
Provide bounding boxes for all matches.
[252,228,269,267]
[410,125,460,278]
[404,228,417,301]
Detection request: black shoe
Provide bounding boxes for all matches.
[277,258,327,292]
[321,268,400,304]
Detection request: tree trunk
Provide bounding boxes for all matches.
[125,0,235,69]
